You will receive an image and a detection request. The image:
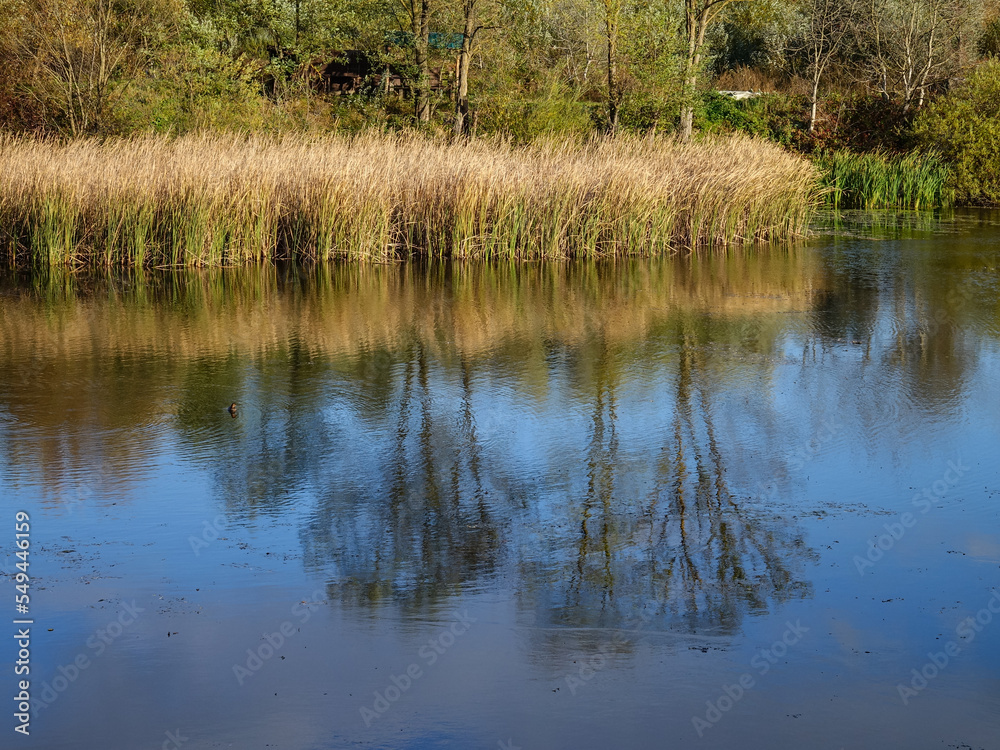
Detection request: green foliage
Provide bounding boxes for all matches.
[123,39,277,132]
[477,74,595,142]
[697,92,804,148]
[980,16,1000,57]
[616,3,686,132]
[617,91,681,132]
[815,150,954,209]
[912,59,1000,205]
[712,0,803,73]
[187,0,283,56]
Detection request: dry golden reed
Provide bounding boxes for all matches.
[0,132,819,266]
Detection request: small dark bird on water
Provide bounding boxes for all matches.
[228,403,238,417]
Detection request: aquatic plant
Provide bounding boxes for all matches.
[0,132,820,267]
[815,149,954,210]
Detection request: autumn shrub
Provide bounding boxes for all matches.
[809,94,913,153]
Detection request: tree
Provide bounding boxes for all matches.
[598,0,623,132]
[799,0,854,131]
[681,0,746,140]
[855,0,982,111]
[615,2,687,132]
[913,58,1000,204]
[16,0,175,135]
[453,0,490,135]
[406,0,432,121]
[713,0,801,74]
[0,1,38,131]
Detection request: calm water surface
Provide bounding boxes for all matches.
[1,211,999,749]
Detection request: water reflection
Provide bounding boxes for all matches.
[1,234,997,639]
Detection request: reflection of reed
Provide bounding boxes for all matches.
[0,256,824,363]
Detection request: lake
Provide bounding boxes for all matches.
[1,210,999,749]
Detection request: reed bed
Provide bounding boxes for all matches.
[0,132,819,267]
[816,150,954,210]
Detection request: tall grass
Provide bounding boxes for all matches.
[816,150,954,210]
[0,132,820,267]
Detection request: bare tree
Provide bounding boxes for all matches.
[20,0,146,135]
[855,0,980,111]
[543,0,603,89]
[799,0,854,131]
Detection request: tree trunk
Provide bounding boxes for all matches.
[603,0,620,133]
[809,73,821,132]
[916,14,939,109]
[453,0,475,136]
[680,0,744,140]
[681,4,710,142]
[804,0,853,135]
[412,0,431,122]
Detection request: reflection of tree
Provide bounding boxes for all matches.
[811,236,981,436]
[525,317,814,648]
[286,317,813,635]
[0,259,826,631]
[2,241,993,657]
[565,334,619,622]
[300,341,504,614]
[883,263,970,407]
[2,254,923,641]
[643,322,812,631]
[813,280,879,345]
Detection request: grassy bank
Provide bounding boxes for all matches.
[0,133,819,267]
[816,150,954,210]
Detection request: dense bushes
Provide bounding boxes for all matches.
[700,57,1000,209]
[807,95,913,153]
[913,59,1000,206]
[701,90,964,208]
[701,91,916,154]
[698,92,804,148]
